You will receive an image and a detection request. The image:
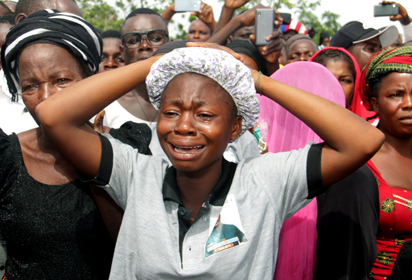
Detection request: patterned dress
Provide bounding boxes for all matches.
[367,160,412,280]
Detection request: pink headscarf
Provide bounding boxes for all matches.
[309,47,378,123]
[257,61,345,280]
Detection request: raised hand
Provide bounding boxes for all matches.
[191,2,216,28]
[380,1,412,25]
[250,33,283,63]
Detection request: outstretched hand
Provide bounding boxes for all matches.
[380,1,412,25]
[186,42,242,61]
[191,2,216,29]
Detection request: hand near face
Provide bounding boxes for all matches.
[191,2,216,26]
[224,0,250,9]
[380,1,412,25]
[249,32,283,63]
[186,42,242,61]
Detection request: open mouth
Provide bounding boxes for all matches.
[169,143,205,154]
[399,116,412,123]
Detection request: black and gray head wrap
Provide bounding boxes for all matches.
[1,9,102,101]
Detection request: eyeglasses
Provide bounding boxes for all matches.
[122,29,168,49]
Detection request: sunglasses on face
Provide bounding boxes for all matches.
[122,29,168,49]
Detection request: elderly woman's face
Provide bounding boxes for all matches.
[287,40,318,64]
[157,73,241,173]
[19,43,84,124]
[371,72,412,137]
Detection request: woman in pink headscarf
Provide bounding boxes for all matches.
[310,47,379,125]
[258,59,346,280]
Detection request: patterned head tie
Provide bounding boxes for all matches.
[1,9,102,101]
[361,46,412,110]
[146,47,260,138]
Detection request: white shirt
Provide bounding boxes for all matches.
[0,69,37,135]
[402,22,412,42]
[104,100,154,129]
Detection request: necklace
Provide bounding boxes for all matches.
[131,90,158,124]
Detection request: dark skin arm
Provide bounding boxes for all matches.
[380,1,412,25]
[36,56,161,178]
[37,43,384,188]
[208,4,283,54]
[187,42,385,187]
[161,3,177,21]
[251,72,384,186]
[213,0,250,35]
[191,2,217,32]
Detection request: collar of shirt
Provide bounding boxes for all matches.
[162,158,238,207]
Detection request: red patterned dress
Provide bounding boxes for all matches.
[367,160,412,280]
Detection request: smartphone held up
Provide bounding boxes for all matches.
[255,9,275,46]
[374,3,399,17]
[175,0,201,12]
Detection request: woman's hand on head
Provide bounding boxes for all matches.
[186,42,242,61]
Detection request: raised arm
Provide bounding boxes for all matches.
[213,0,250,35]
[161,3,176,22]
[252,71,385,186]
[35,56,160,179]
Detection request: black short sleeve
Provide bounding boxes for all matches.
[0,128,15,197]
[108,121,152,155]
[306,142,325,199]
[76,134,113,186]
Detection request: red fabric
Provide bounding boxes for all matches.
[295,21,302,33]
[359,50,385,113]
[381,56,412,65]
[366,160,412,280]
[310,47,378,123]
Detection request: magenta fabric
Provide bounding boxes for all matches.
[257,62,345,280]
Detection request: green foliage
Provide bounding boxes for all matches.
[79,0,124,31]
[293,0,340,43]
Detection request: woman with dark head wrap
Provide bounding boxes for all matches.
[359,46,412,280]
[0,10,114,279]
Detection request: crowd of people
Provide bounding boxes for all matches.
[0,0,411,279]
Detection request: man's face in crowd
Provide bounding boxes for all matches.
[120,14,169,65]
[187,19,211,42]
[348,37,381,71]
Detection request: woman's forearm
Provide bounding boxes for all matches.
[255,72,385,185]
[213,5,235,35]
[208,17,242,45]
[36,56,159,129]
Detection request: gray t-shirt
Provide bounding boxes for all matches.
[92,134,322,280]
